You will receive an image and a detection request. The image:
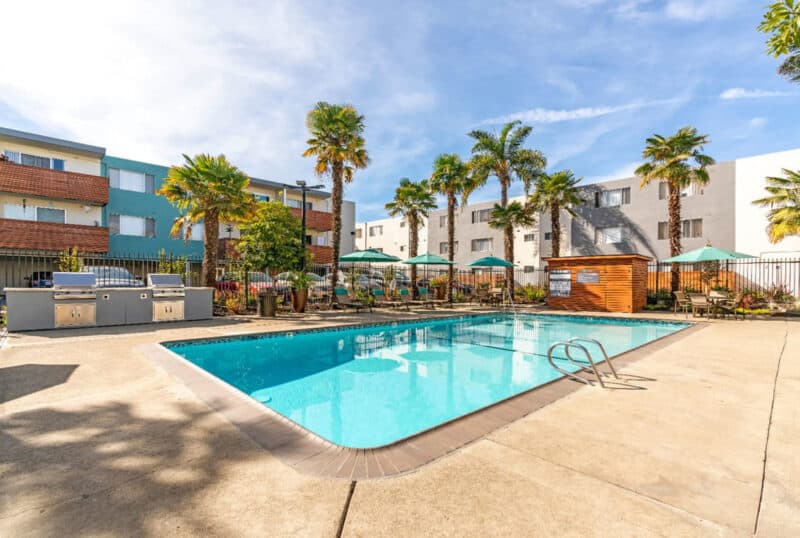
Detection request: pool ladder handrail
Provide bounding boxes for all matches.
[546,338,618,388]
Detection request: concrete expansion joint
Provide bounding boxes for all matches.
[482,438,732,533]
[753,320,789,536]
[335,480,357,537]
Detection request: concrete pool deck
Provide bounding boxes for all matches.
[1,308,798,536]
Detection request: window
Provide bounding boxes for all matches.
[3,150,20,163]
[400,220,406,228]
[400,245,405,252]
[369,225,383,237]
[523,233,535,242]
[471,209,492,223]
[595,226,629,245]
[108,168,156,194]
[439,241,458,254]
[439,215,447,227]
[36,207,65,224]
[595,187,630,208]
[658,219,703,240]
[355,228,363,239]
[52,159,65,171]
[109,214,156,237]
[286,199,312,210]
[659,183,703,200]
[544,232,552,240]
[523,266,536,274]
[21,153,51,169]
[471,237,493,252]
[177,223,204,241]
[305,235,312,245]
[255,194,270,202]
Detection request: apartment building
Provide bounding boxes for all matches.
[366,148,800,268]
[0,127,109,253]
[355,216,428,259]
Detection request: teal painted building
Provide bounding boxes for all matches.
[101,156,204,258]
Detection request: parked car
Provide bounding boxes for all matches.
[26,271,53,288]
[81,266,144,287]
[215,273,240,293]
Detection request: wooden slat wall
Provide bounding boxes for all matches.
[545,255,650,313]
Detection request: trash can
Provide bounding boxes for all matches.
[258,292,276,317]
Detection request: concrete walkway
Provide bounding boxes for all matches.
[1,311,798,536]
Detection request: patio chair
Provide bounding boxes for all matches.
[689,294,709,317]
[714,291,745,320]
[400,287,435,308]
[420,287,449,308]
[673,291,690,315]
[371,289,405,310]
[334,288,370,313]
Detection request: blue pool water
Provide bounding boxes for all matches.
[164,314,688,448]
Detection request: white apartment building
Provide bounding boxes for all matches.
[354,216,428,259]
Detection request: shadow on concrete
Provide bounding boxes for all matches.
[0,364,78,404]
[0,399,267,535]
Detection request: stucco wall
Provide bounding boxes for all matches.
[355,215,428,258]
[0,193,103,226]
[0,140,101,175]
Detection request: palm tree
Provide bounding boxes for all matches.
[386,178,437,297]
[527,170,584,258]
[778,45,800,83]
[159,154,255,287]
[303,102,369,297]
[752,168,800,242]
[429,153,473,302]
[468,120,546,295]
[635,126,714,292]
[759,1,800,84]
[489,201,536,288]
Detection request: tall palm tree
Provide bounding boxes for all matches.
[429,153,473,302]
[303,102,369,297]
[635,126,714,292]
[759,1,800,84]
[527,170,584,258]
[752,168,800,242]
[778,45,800,83]
[385,178,437,297]
[159,153,255,287]
[468,120,546,295]
[489,201,536,288]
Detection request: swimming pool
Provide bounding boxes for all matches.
[164,314,688,448]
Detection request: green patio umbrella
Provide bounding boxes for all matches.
[339,249,402,289]
[662,246,756,263]
[468,256,515,290]
[403,252,455,290]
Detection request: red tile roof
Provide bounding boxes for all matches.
[0,161,108,205]
[0,218,109,252]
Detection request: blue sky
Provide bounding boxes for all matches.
[0,0,797,221]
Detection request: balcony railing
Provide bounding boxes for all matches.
[0,218,109,252]
[289,207,332,232]
[218,238,334,265]
[0,160,109,205]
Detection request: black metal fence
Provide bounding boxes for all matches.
[647,258,800,296]
[0,249,203,293]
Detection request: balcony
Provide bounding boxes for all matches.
[307,244,333,264]
[289,207,332,232]
[0,218,109,252]
[0,160,108,205]
[218,238,334,265]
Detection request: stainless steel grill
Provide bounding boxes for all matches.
[52,272,98,300]
[147,273,185,298]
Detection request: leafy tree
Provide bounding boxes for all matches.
[488,202,536,285]
[635,127,714,291]
[237,202,303,280]
[303,102,369,299]
[527,170,584,258]
[468,120,546,295]
[385,178,437,297]
[758,0,800,83]
[429,153,473,301]
[57,247,82,272]
[159,154,255,287]
[752,168,800,242]
[156,249,187,277]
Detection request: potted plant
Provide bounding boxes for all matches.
[289,270,312,313]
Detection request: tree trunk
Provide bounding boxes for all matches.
[202,209,219,288]
[668,181,682,292]
[447,193,456,303]
[330,164,343,303]
[499,172,514,296]
[551,202,560,258]
[409,213,418,299]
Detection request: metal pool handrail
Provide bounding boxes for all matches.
[567,337,618,379]
[547,341,606,388]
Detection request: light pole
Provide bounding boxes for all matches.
[293,180,324,270]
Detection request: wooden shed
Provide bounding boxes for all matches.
[543,254,651,313]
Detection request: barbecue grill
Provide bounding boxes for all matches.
[148,273,185,321]
[52,272,98,327]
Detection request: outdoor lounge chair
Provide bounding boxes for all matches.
[689,294,709,317]
[334,288,370,312]
[673,291,690,315]
[371,289,406,310]
[399,287,434,308]
[419,287,449,308]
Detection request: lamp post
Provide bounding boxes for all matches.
[293,180,324,270]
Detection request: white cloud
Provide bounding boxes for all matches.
[586,162,641,184]
[748,117,768,129]
[665,0,739,22]
[480,98,679,125]
[720,88,793,100]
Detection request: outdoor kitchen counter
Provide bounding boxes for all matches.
[2,287,213,332]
